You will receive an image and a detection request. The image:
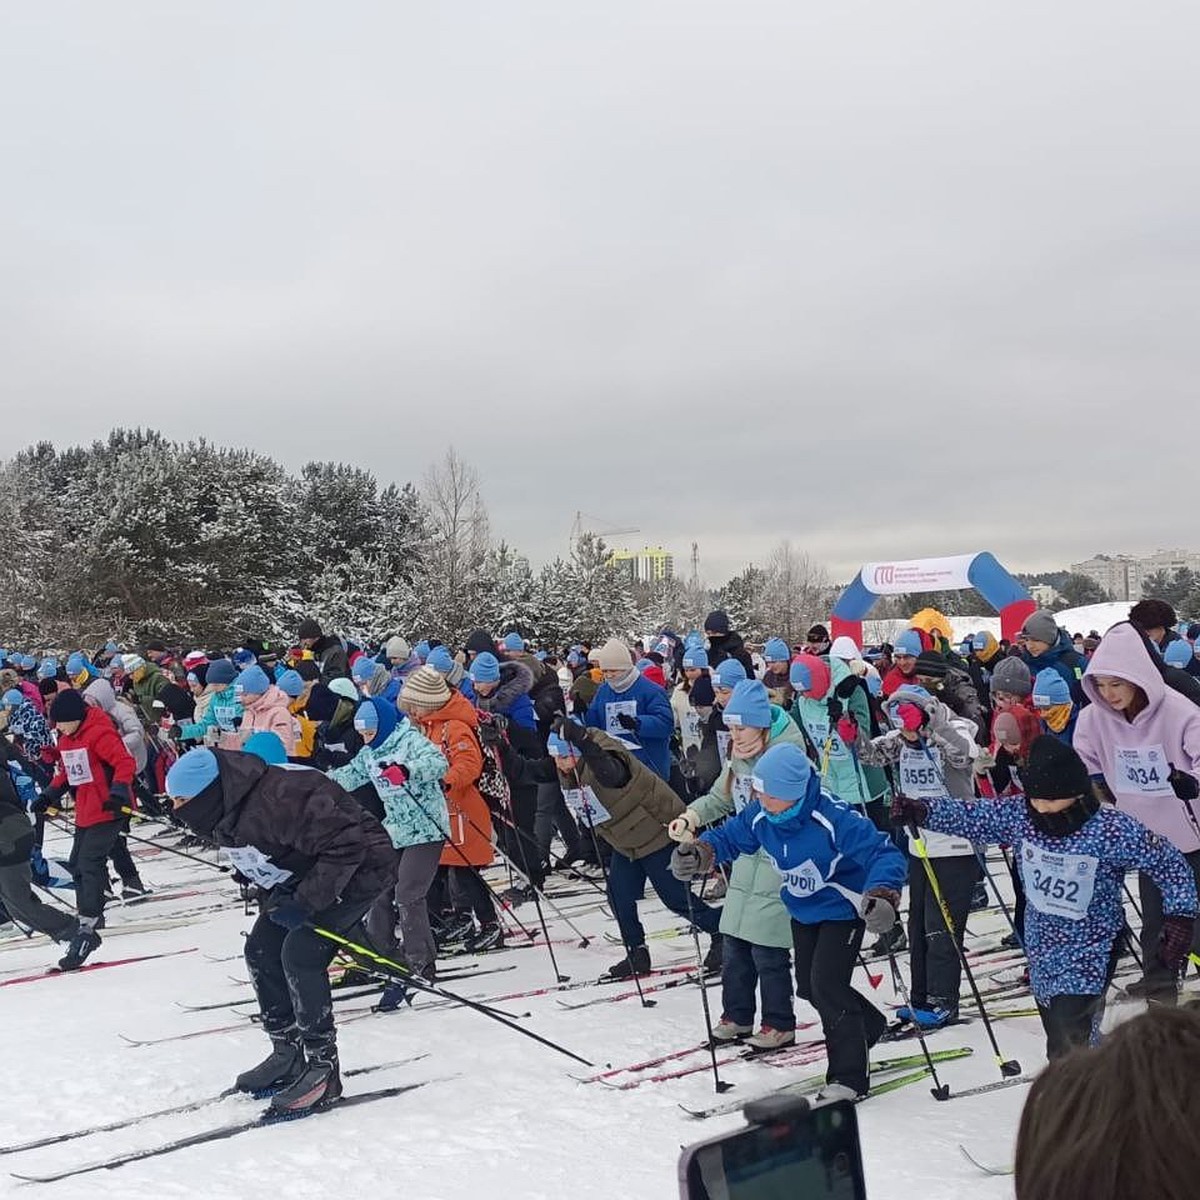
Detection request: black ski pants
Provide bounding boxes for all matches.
[0,860,76,941]
[67,821,121,921]
[1137,848,1200,1001]
[792,918,886,1096]
[908,852,980,1010]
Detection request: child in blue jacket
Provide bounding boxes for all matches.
[893,735,1196,1058]
[672,742,906,1100]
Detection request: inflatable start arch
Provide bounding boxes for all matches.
[830,552,1036,646]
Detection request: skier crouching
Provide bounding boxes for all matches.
[671,742,905,1101]
[165,747,399,1113]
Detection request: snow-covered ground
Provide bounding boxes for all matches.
[0,824,1059,1200]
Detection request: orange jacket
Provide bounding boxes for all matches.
[411,690,494,867]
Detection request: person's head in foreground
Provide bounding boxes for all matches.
[1015,1004,1200,1200]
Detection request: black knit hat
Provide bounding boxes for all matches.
[1023,735,1091,800]
[806,623,830,643]
[297,619,323,641]
[48,688,87,724]
[914,650,949,679]
[705,610,731,636]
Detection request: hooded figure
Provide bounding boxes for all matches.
[81,674,148,773]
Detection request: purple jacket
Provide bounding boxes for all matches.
[1074,623,1200,852]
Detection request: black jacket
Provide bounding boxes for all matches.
[0,741,32,868]
[705,631,755,676]
[312,635,349,682]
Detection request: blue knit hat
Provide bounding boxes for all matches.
[413,640,431,662]
[867,673,882,697]
[1164,640,1194,669]
[566,651,583,668]
[234,665,271,697]
[503,632,525,652]
[104,640,119,654]
[1031,668,1071,708]
[763,638,790,665]
[635,658,654,671]
[37,657,59,680]
[66,652,95,683]
[427,646,455,674]
[354,700,379,734]
[470,653,501,684]
[750,743,814,802]
[354,696,398,742]
[713,659,748,691]
[684,631,706,650]
[723,679,773,729]
[1,689,23,709]
[547,718,584,758]
[682,647,709,669]
[788,659,812,691]
[233,647,257,669]
[351,656,378,684]
[893,630,923,658]
[166,748,220,799]
[206,659,237,687]
[275,669,304,698]
[242,732,287,766]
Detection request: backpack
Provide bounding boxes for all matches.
[465,710,513,816]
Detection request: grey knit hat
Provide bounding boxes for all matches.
[1021,610,1059,646]
[399,666,451,713]
[991,656,1033,697]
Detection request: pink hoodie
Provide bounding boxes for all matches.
[240,685,299,756]
[1074,622,1200,852]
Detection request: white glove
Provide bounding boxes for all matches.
[668,811,699,843]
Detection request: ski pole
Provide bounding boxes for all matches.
[570,763,654,1009]
[311,925,594,1066]
[116,808,231,872]
[882,939,949,1100]
[684,877,732,1094]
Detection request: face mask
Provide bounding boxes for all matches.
[764,798,803,824]
[1025,791,1098,837]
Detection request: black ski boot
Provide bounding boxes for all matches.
[270,1041,342,1115]
[868,924,906,957]
[121,876,150,898]
[606,944,650,980]
[235,1030,306,1095]
[56,922,102,971]
[464,923,504,952]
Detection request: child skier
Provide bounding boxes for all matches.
[671,742,905,1100]
[894,735,1197,1057]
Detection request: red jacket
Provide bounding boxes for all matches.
[881,665,917,698]
[49,705,137,828]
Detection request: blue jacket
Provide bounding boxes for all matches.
[1023,630,1088,706]
[585,674,676,779]
[924,795,1197,1000]
[701,771,906,925]
[178,685,242,742]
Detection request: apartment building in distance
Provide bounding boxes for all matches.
[1071,549,1200,602]
[609,545,675,584]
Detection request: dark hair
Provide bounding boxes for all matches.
[1129,598,1177,632]
[1015,1005,1200,1200]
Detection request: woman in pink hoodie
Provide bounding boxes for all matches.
[1074,621,1200,1001]
[234,665,299,758]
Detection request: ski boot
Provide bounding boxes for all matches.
[235,1029,306,1095]
[435,912,475,947]
[746,1026,796,1051]
[464,923,504,952]
[121,876,150,898]
[605,944,651,980]
[868,924,906,957]
[710,1017,752,1042]
[56,922,102,971]
[816,1082,866,1103]
[270,1041,342,1115]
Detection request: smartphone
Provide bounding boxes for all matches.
[678,1096,867,1200]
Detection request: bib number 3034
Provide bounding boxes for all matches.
[1113,746,1173,796]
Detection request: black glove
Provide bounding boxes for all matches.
[890,793,929,827]
[834,675,859,700]
[615,712,639,733]
[553,716,590,749]
[32,785,66,815]
[826,697,844,722]
[478,721,502,748]
[104,782,132,814]
[1169,766,1200,801]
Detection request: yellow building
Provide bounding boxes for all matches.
[609,546,674,583]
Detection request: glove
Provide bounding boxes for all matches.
[669,839,715,881]
[478,721,502,748]
[267,899,310,931]
[894,703,926,732]
[104,782,132,814]
[379,763,409,788]
[1168,767,1200,801]
[668,811,699,843]
[32,785,66,815]
[836,716,858,746]
[861,888,901,935]
[890,794,929,827]
[553,716,590,749]
[615,712,639,733]
[973,747,997,772]
[826,697,844,722]
[1158,914,1196,973]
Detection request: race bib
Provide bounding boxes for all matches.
[778,857,826,900]
[1112,745,1173,796]
[730,774,754,813]
[563,786,613,827]
[899,745,946,799]
[717,731,731,766]
[605,701,639,737]
[806,716,848,763]
[682,708,702,744]
[221,845,294,889]
[60,748,93,787]
[1020,843,1098,921]
[213,705,238,732]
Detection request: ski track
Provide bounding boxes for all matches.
[0,828,1075,1198]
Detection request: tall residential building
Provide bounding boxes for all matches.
[609,545,675,583]
[1071,550,1200,601]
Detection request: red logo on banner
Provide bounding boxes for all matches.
[873,564,895,587]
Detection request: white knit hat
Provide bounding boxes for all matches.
[384,636,411,660]
[593,638,633,672]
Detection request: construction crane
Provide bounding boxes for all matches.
[569,511,640,550]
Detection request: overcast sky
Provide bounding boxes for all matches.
[2,3,1196,585]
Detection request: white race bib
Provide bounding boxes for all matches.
[1112,745,1173,796]
[682,708,702,745]
[563,786,612,827]
[604,700,639,738]
[1020,843,1098,921]
[221,845,294,889]
[717,731,732,766]
[213,705,239,732]
[806,716,848,763]
[899,745,946,799]
[61,748,93,787]
[731,774,754,814]
[778,857,826,900]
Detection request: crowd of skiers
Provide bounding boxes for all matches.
[3,595,1200,1111]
